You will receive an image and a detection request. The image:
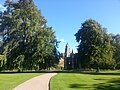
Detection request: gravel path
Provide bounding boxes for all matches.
[13,73,57,90]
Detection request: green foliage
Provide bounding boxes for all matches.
[75,19,115,69]
[111,34,120,69]
[0,55,5,71]
[1,0,59,70]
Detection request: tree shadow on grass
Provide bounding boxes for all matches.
[69,78,120,90]
[81,72,120,76]
[0,70,54,74]
[69,84,87,88]
[1,70,120,76]
[94,78,109,80]
[95,78,120,90]
[54,70,120,76]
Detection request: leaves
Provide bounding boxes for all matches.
[1,0,59,71]
[75,19,115,69]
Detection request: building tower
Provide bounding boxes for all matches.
[65,43,71,57]
[71,49,74,69]
[64,43,72,69]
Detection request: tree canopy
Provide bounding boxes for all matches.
[75,19,115,70]
[110,34,120,69]
[0,0,59,71]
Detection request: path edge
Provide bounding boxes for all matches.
[49,73,57,90]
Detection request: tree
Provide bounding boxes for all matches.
[75,19,115,70]
[0,0,13,69]
[1,0,59,71]
[0,55,5,71]
[110,34,120,69]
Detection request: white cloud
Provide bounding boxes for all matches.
[56,37,66,43]
[59,39,66,42]
[0,4,6,12]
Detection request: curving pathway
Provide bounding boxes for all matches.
[13,73,57,90]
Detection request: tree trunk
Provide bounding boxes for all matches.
[96,67,100,72]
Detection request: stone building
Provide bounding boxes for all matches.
[64,43,78,70]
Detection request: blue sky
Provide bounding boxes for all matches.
[0,0,120,53]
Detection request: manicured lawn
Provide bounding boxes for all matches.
[0,73,43,90]
[50,71,120,90]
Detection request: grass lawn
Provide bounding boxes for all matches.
[50,71,120,90]
[0,73,43,90]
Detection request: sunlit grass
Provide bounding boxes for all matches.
[0,73,43,90]
[50,71,120,90]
